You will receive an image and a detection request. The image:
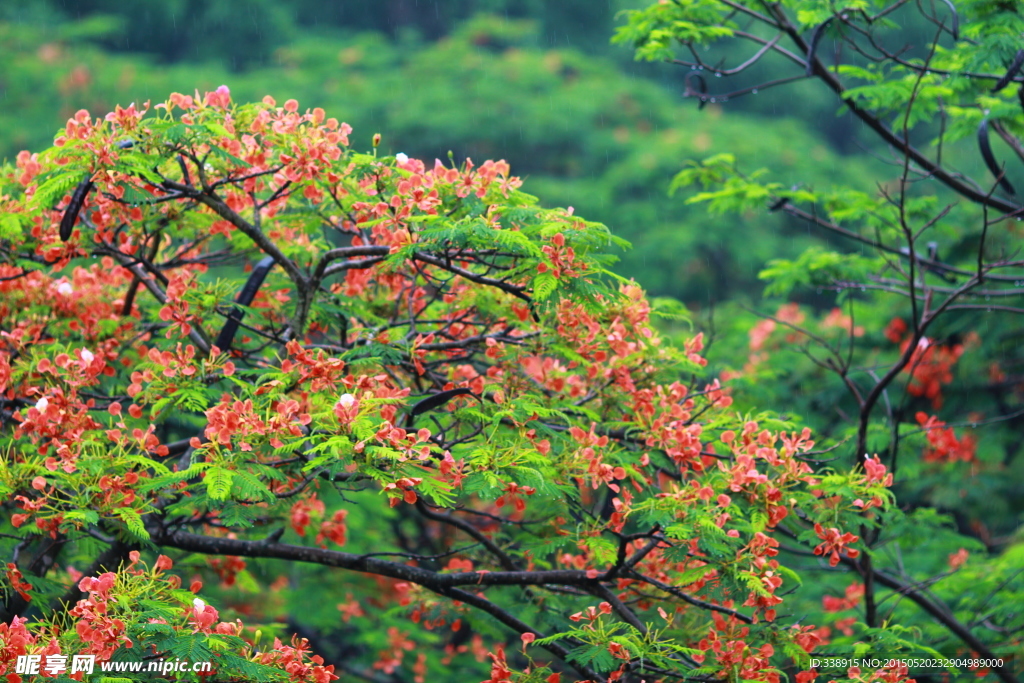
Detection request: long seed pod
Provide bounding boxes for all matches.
[992,49,1024,93]
[806,17,834,77]
[178,255,276,476]
[59,140,136,242]
[59,176,94,241]
[214,256,277,352]
[408,388,476,421]
[177,154,192,185]
[686,72,709,110]
[938,0,959,42]
[978,118,1016,196]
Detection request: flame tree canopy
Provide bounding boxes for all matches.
[0,86,964,683]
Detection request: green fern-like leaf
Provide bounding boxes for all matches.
[204,467,235,501]
[114,507,149,540]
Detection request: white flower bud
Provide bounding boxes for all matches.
[395,153,409,164]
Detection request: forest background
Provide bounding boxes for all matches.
[0,0,878,302]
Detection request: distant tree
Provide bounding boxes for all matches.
[19,0,617,68]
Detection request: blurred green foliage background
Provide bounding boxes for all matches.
[0,0,879,304]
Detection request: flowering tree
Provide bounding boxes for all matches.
[0,85,978,683]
